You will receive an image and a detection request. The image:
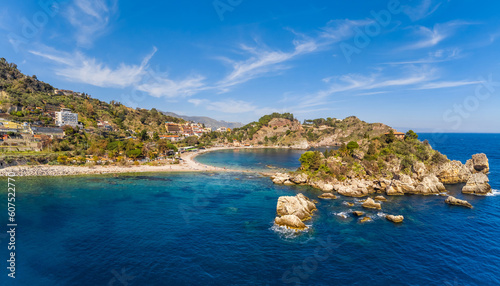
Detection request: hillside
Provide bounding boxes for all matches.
[227,113,393,148]
[162,111,243,130]
[0,58,184,133]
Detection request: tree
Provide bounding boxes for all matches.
[299,151,322,171]
[347,141,359,151]
[139,129,149,141]
[385,130,395,144]
[405,130,418,140]
[153,132,160,141]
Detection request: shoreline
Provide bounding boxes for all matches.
[0,146,288,177]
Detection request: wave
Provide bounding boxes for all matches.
[334,211,351,219]
[486,189,500,196]
[270,223,311,239]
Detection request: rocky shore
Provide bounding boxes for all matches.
[271,153,491,197]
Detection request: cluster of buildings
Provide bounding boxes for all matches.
[165,122,213,137]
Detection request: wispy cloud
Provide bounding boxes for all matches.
[65,0,118,47]
[416,80,482,90]
[405,21,473,50]
[30,46,206,98]
[403,0,442,21]
[188,98,277,115]
[30,46,153,88]
[214,19,368,92]
[215,39,318,91]
[384,48,462,65]
[137,75,205,98]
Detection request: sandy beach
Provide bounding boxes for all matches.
[0,146,276,177]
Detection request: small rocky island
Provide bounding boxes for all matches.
[271,129,491,230]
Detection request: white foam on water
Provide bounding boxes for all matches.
[486,189,500,196]
[270,223,310,239]
[334,211,350,219]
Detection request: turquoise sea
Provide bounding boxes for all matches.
[0,133,499,285]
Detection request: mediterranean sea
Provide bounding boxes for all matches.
[0,133,499,285]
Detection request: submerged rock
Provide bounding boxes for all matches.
[462,173,491,195]
[352,211,364,217]
[362,198,381,210]
[445,196,473,208]
[386,215,404,223]
[466,153,489,174]
[274,215,307,230]
[276,193,317,221]
[359,217,372,223]
[318,193,337,200]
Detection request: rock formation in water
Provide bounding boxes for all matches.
[462,173,491,195]
[445,196,473,208]
[318,193,337,199]
[274,215,307,230]
[359,217,372,223]
[386,215,404,223]
[362,198,381,210]
[274,193,316,230]
[272,153,491,198]
[352,211,364,216]
[466,153,489,174]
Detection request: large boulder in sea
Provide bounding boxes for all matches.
[462,173,491,195]
[445,196,473,208]
[362,198,382,210]
[386,215,404,223]
[276,193,316,221]
[436,160,471,184]
[318,193,337,200]
[274,215,307,230]
[466,153,489,174]
[413,174,447,195]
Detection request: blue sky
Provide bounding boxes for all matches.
[1,0,499,132]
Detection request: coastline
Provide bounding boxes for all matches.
[0,146,285,177]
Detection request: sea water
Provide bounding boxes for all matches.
[0,134,499,285]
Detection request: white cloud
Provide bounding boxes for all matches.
[214,19,367,92]
[30,46,206,98]
[416,80,481,90]
[216,39,318,90]
[403,0,442,21]
[384,48,462,65]
[65,0,118,47]
[405,21,472,50]
[136,75,205,98]
[188,98,277,115]
[30,47,154,88]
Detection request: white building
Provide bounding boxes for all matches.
[55,108,78,127]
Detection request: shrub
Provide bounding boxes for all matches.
[405,130,418,140]
[299,151,322,171]
[431,152,448,165]
[347,141,359,151]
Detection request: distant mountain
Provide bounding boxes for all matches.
[161,111,244,130]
